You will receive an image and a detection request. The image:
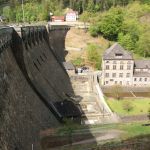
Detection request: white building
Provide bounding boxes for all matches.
[101,43,150,86]
[65,10,78,22]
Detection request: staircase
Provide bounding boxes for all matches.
[70,73,120,124]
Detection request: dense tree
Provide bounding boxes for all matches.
[87,2,150,58]
[118,33,135,51]
[136,30,150,57]
[97,7,124,40]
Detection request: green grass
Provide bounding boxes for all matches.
[106,98,150,116]
[118,122,150,138]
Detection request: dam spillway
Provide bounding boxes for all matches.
[0,25,81,150]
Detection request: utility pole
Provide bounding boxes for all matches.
[21,0,25,23]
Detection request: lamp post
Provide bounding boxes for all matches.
[21,0,25,23]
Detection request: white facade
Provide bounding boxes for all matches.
[66,12,77,22]
[101,43,150,87]
[102,60,134,86]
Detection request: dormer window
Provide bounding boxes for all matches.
[115,53,123,58]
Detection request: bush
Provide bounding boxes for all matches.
[72,57,84,67]
[123,101,134,112]
[87,44,101,70]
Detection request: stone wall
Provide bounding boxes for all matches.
[48,25,70,62]
[0,26,73,150]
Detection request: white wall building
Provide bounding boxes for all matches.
[65,10,78,22]
[101,43,150,86]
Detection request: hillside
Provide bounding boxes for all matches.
[65,28,109,69]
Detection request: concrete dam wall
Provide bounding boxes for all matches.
[48,25,69,62]
[0,25,80,150]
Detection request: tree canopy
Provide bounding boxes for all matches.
[88,2,150,58]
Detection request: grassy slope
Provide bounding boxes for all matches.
[65,28,109,67]
[106,98,150,116]
[50,122,150,150]
[65,27,148,69]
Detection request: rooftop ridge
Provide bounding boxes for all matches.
[103,43,133,60]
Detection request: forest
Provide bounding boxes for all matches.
[0,0,150,59]
[0,0,149,22]
[85,2,150,58]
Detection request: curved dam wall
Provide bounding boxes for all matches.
[0,26,75,150]
[48,25,70,62]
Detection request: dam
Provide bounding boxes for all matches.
[0,25,81,150]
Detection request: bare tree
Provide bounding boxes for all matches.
[110,84,123,100]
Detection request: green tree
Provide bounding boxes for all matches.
[89,25,100,37]
[72,57,84,67]
[148,108,150,121]
[80,11,91,29]
[123,101,133,112]
[98,7,124,40]
[87,44,101,70]
[87,0,95,12]
[2,6,11,22]
[136,30,150,57]
[118,33,135,51]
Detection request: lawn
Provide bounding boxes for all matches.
[118,122,150,138]
[106,98,150,116]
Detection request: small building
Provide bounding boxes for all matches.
[101,43,150,86]
[65,9,78,22]
[51,16,65,22]
[63,61,75,75]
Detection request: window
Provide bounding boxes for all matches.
[127,81,129,85]
[119,73,123,78]
[126,73,130,78]
[115,53,122,57]
[139,78,142,81]
[105,73,109,78]
[120,65,123,70]
[115,81,117,84]
[127,61,131,64]
[110,79,114,81]
[115,53,123,58]
[120,61,124,64]
[134,78,137,81]
[113,65,116,70]
[113,61,116,64]
[120,81,122,85]
[105,81,109,84]
[145,78,147,81]
[106,61,109,63]
[112,73,116,78]
[127,65,131,70]
[106,65,109,70]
